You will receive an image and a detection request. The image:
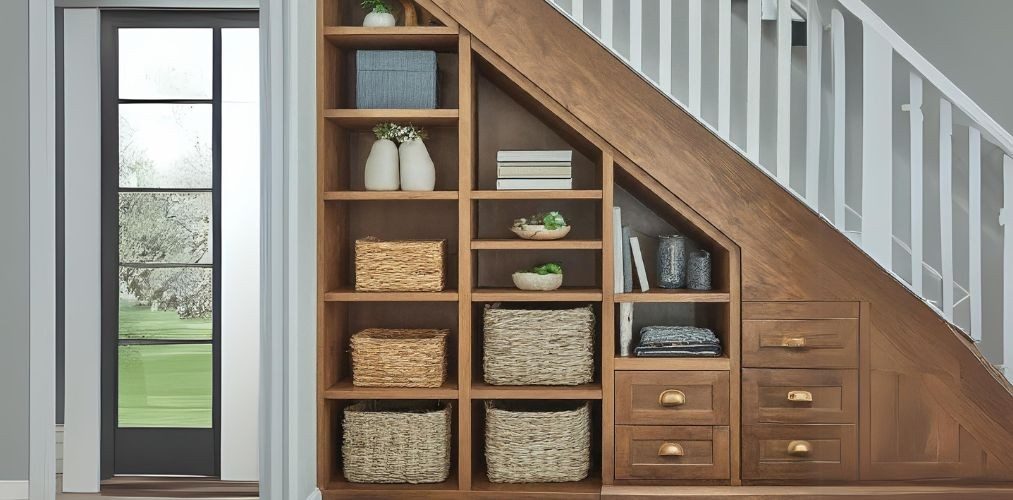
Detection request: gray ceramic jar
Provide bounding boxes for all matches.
[657,234,687,288]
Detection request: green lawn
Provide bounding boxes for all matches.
[118,299,213,428]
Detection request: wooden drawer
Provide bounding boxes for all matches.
[616,425,730,480]
[743,302,859,368]
[616,371,729,426]
[742,424,857,481]
[743,369,857,425]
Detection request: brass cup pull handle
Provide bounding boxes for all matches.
[787,440,812,457]
[787,390,813,402]
[658,442,685,457]
[658,389,687,407]
[782,336,807,348]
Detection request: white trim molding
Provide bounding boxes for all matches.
[305,488,322,500]
[0,481,30,500]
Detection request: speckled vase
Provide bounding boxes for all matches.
[657,234,687,289]
[687,250,712,291]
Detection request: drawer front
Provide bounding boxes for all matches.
[616,425,730,480]
[743,318,858,368]
[742,424,858,481]
[743,369,858,425]
[616,371,729,426]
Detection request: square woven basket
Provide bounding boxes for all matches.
[483,305,595,385]
[484,401,591,483]
[354,238,446,292]
[342,400,452,484]
[351,328,448,388]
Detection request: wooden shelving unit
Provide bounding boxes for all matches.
[317,2,741,497]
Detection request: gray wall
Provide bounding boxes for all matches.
[865,0,1013,133]
[0,0,32,482]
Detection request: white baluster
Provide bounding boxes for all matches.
[688,0,702,115]
[718,0,731,138]
[969,127,982,341]
[907,73,924,295]
[831,9,846,229]
[747,0,762,162]
[660,0,672,95]
[602,0,613,47]
[776,0,792,183]
[630,0,642,71]
[940,99,954,319]
[805,0,823,209]
[1003,155,1013,375]
[571,0,583,25]
[861,25,893,268]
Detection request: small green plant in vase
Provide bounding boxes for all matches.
[512,262,564,291]
[361,0,396,27]
[510,211,571,240]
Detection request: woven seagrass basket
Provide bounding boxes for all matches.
[342,401,452,484]
[351,328,448,388]
[482,305,595,385]
[484,401,591,483]
[354,238,446,292]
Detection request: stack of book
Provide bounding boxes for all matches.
[495,150,573,190]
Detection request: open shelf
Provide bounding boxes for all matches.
[472,287,603,302]
[471,189,603,200]
[324,379,459,400]
[613,356,731,371]
[471,382,602,400]
[323,190,458,201]
[615,289,731,303]
[323,26,459,49]
[323,289,459,302]
[323,474,460,498]
[323,108,459,128]
[471,239,602,250]
[470,473,601,496]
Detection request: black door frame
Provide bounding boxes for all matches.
[99,9,258,478]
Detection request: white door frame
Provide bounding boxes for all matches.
[30,1,299,499]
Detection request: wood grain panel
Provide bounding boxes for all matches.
[742,425,857,481]
[616,371,729,426]
[742,369,857,425]
[743,318,858,369]
[615,426,730,480]
[743,302,860,320]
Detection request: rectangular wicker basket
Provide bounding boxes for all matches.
[342,401,452,484]
[482,305,595,385]
[354,238,446,292]
[351,328,448,388]
[484,401,591,483]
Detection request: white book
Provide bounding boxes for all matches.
[630,236,650,292]
[497,165,572,178]
[496,161,572,168]
[496,178,573,190]
[497,150,573,163]
[612,207,623,293]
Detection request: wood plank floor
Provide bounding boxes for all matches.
[57,477,258,499]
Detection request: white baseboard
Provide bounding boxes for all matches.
[305,488,322,500]
[0,481,29,500]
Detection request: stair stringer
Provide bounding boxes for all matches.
[425,0,1013,475]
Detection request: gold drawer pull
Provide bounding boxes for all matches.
[658,442,685,457]
[658,389,686,407]
[782,336,807,348]
[787,390,813,402]
[788,440,812,457]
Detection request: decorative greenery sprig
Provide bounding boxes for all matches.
[372,122,428,143]
[360,0,391,14]
[528,262,563,275]
[512,211,568,230]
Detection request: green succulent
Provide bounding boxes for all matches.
[361,0,391,14]
[530,262,563,275]
[512,211,568,230]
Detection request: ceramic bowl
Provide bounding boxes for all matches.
[509,224,572,241]
[511,272,563,291]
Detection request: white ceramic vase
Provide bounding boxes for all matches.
[398,138,436,191]
[363,10,396,27]
[364,138,399,191]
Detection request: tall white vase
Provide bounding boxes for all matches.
[398,138,436,191]
[364,138,399,191]
[363,9,396,27]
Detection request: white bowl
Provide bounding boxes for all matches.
[512,272,563,291]
[510,224,572,241]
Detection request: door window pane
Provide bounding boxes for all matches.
[119,28,212,99]
[119,103,212,188]
[118,343,213,428]
[119,192,212,264]
[119,267,213,341]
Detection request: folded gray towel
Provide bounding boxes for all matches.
[635,326,722,357]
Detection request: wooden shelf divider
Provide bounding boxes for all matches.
[323,108,459,128]
[614,289,731,303]
[471,382,602,400]
[323,379,459,400]
[471,239,602,250]
[322,191,458,201]
[471,287,603,302]
[471,189,602,200]
[323,26,459,49]
[323,289,459,302]
[613,356,732,371]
